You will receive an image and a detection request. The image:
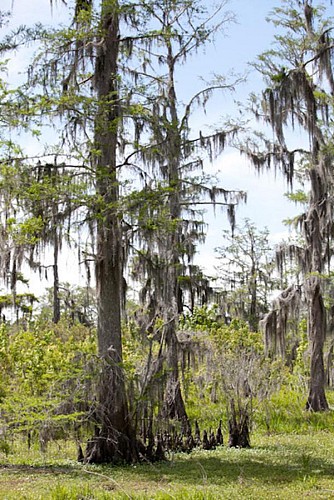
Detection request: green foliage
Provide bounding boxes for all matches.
[181,305,263,351]
[7,215,45,245]
[285,189,308,205]
[179,306,284,436]
[294,319,309,377]
[209,318,264,353]
[180,304,221,330]
[0,320,97,437]
[0,438,10,456]
[0,292,38,318]
[122,315,151,382]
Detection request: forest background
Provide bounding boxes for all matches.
[1,1,334,497]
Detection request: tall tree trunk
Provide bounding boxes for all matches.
[84,1,137,463]
[251,1,334,412]
[160,41,190,433]
[305,165,329,411]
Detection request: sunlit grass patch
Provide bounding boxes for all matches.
[1,431,334,499]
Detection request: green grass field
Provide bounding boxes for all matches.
[1,430,334,499]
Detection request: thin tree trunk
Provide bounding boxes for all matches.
[84,1,137,463]
[160,40,190,433]
[249,261,257,331]
[52,221,60,324]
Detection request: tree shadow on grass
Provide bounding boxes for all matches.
[1,442,334,490]
[113,445,334,488]
[0,463,87,479]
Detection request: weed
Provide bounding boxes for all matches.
[0,438,10,456]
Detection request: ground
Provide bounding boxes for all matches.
[1,432,334,499]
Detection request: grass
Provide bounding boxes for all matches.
[1,430,334,499]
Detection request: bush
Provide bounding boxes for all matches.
[0,319,97,446]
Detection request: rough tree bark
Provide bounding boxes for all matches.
[305,163,329,410]
[306,276,328,410]
[84,1,138,463]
